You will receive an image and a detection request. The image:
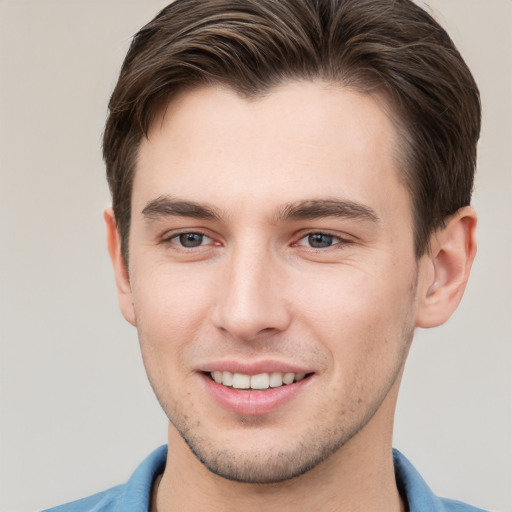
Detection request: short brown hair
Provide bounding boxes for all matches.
[103,0,481,262]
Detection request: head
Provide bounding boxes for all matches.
[103,0,480,486]
[103,0,480,265]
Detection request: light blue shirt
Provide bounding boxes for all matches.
[42,446,489,511]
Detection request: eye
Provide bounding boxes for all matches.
[171,232,211,248]
[297,233,342,249]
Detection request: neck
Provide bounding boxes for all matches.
[153,397,405,512]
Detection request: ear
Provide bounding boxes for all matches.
[104,207,136,326]
[415,206,477,328]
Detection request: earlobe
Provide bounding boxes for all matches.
[104,208,136,326]
[415,206,477,328]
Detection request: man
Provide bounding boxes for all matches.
[44,0,485,510]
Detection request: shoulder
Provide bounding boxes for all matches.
[393,449,491,512]
[40,485,123,512]
[40,445,167,512]
[440,498,487,512]
[437,498,490,512]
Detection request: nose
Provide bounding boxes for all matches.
[211,244,292,342]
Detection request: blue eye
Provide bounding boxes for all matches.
[307,233,336,248]
[296,233,343,249]
[174,233,207,248]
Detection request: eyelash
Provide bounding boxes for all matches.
[294,232,351,250]
[164,231,214,249]
[163,230,351,251]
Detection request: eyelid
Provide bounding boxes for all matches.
[293,230,355,249]
[298,233,339,246]
[162,229,216,247]
[295,229,350,241]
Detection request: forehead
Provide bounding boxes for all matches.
[133,81,409,220]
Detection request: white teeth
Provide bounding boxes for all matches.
[232,373,250,389]
[222,371,233,386]
[250,373,270,390]
[269,372,283,388]
[282,373,295,385]
[210,371,308,389]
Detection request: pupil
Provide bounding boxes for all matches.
[309,233,333,248]
[179,233,203,247]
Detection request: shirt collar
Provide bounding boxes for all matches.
[117,445,472,512]
[117,445,167,512]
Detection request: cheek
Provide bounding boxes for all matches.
[292,264,417,362]
[296,263,412,320]
[130,264,216,359]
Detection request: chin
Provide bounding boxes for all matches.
[185,438,340,483]
[170,411,371,484]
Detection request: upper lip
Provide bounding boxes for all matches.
[197,359,313,375]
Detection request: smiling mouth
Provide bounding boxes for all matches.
[208,371,311,390]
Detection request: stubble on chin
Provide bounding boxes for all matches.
[163,375,401,485]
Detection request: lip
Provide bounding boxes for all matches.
[199,369,314,416]
[198,359,311,375]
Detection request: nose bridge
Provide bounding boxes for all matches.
[213,238,290,341]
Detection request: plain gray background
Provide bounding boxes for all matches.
[0,1,511,511]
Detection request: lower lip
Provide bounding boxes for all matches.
[201,374,312,416]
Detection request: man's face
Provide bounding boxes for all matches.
[123,81,429,482]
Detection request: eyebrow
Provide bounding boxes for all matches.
[142,196,222,221]
[275,199,379,223]
[141,195,379,224]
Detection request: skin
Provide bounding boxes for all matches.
[106,81,477,512]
